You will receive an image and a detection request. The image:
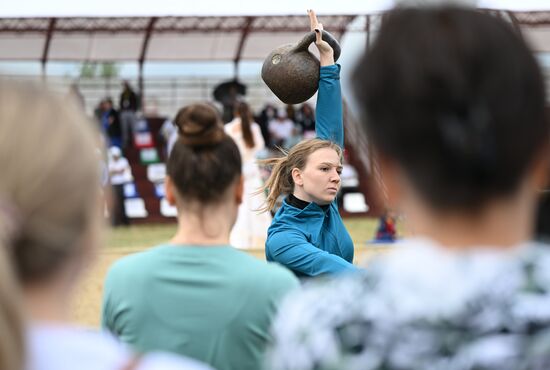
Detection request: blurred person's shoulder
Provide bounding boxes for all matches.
[322,238,550,316]
[28,324,212,370]
[268,240,550,370]
[139,352,213,370]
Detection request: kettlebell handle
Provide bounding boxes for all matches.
[295,30,341,62]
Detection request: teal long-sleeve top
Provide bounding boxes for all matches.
[265,64,357,277]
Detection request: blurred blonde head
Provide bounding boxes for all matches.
[0,81,103,369]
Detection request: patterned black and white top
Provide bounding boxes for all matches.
[266,238,550,370]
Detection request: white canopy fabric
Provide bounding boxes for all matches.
[0,15,355,63]
[0,0,389,18]
[1,0,549,18]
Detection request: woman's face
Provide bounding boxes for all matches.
[294,147,342,205]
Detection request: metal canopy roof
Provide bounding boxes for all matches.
[1,10,549,95]
[0,15,355,66]
[1,11,549,66]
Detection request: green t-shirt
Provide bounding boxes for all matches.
[101,245,298,370]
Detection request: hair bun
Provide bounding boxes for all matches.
[174,103,225,147]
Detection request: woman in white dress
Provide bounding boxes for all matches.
[225,102,272,249]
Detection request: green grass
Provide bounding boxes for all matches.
[344,218,381,245]
[105,224,178,250]
[104,217,382,250]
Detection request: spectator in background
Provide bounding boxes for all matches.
[296,103,316,139]
[285,104,296,123]
[100,98,122,149]
[108,146,131,227]
[119,81,139,149]
[374,211,397,242]
[256,103,277,149]
[94,98,103,123]
[0,82,210,370]
[266,6,550,370]
[213,79,246,123]
[268,108,295,148]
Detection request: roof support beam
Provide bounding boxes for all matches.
[336,15,356,42]
[506,10,523,36]
[138,17,158,102]
[233,16,255,78]
[41,18,56,78]
[366,15,371,50]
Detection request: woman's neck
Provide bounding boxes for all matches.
[402,186,537,250]
[24,279,74,324]
[171,204,233,246]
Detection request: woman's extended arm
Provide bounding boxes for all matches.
[315,65,343,147]
[308,10,344,147]
[266,228,357,277]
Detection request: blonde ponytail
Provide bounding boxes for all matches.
[258,153,294,213]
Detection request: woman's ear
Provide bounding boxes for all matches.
[165,176,177,206]
[291,168,303,187]
[235,175,244,205]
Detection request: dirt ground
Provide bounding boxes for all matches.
[71,250,129,328]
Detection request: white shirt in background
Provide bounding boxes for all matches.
[109,157,132,185]
[268,119,294,141]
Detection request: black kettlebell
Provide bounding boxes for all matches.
[261,30,341,105]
